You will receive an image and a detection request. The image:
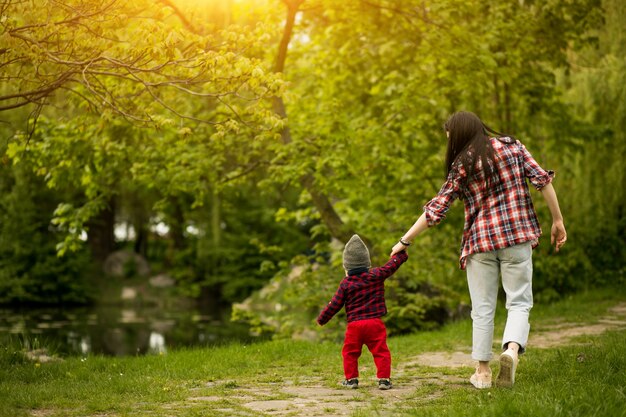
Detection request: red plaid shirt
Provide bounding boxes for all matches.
[424,137,554,270]
[317,251,408,325]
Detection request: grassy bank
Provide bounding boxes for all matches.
[1,286,625,417]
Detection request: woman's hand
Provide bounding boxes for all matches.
[539,183,566,253]
[551,220,567,252]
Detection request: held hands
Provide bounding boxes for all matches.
[551,220,567,252]
[390,240,410,257]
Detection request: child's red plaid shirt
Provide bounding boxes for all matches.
[424,137,554,270]
[317,251,408,325]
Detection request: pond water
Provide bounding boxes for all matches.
[0,304,260,357]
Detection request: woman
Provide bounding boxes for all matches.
[390,111,567,388]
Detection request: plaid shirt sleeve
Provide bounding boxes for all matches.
[520,142,554,190]
[424,165,465,226]
[317,282,346,325]
[370,250,409,280]
[316,252,408,325]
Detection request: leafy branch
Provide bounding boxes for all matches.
[0,0,281,129]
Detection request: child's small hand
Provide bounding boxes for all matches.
[390,241,407,257]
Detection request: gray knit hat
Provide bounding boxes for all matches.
[342,234,371,271]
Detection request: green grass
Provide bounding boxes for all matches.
[395,331,626,417]
[1,285,625,417]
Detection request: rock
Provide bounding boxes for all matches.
[149,274,176,288]
[103,250,150,278]
[24,349,62,363]
[292,328,317,342]
[121,287,137,300]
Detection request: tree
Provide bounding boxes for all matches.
[0,139,92,304]
[2,0,285,258]
[0,0,282,130]
[234,0,614,337]
[549,0,625,282]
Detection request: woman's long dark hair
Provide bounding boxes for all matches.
[443,111,506,191]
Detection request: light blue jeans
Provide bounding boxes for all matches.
[465,242,533,361]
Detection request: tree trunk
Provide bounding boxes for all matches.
[274,0,367,247]
[87,196,116,264]
[169,197,186,251]
[493,74,504,129]
[134,222,149,258]
[210,188,221,270]
[131,201,150,257]
[503,82,512,133]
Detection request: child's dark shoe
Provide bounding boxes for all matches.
[341,378,359,389]
[378,378,392,390]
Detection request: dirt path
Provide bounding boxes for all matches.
[191,303,626,416]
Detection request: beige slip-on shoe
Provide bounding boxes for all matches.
[496,349,519,388]
[470,368,492,389]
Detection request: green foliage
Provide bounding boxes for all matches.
[232,255,330,339]
[2,0,286,262]
[548,0,626,285]
[0,0,284,127]
[0,156,93,304]
[0,0,623,341]
[385,276,465,335]
[164,184,310,302]
[232,244,465,341]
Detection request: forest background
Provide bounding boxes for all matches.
[0,0,624,341]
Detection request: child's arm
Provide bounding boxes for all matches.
[539,182,567,252]
[371,250,409,280]
[316,284,346,326]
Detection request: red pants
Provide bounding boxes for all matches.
[342,318,391,379]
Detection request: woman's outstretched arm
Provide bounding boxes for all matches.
[390,212,430,256]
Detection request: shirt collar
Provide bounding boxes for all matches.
[347,267,369,276]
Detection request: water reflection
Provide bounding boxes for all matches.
[0,305,256,357]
